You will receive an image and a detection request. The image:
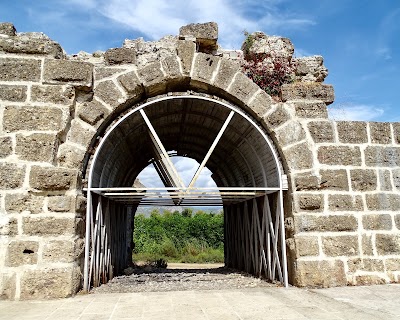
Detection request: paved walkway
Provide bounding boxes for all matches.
[0,284,399,320]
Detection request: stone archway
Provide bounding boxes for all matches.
[2,21,399,300]
[83,94,289,290]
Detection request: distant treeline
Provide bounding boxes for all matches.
[133,208,224,263]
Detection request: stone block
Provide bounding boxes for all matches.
[0,217,18,236]
[179,22,218,52]
[67,119,95,148]
[76,100,110,126]
[295,236,319,256]
[362,214,392,230]
[366,193,400,211]
[47,195,72,212]
[307,121,334,143]
[378,169,392,191]
[161,55,181,78]
[281,83,334,105]
[362,234,374,255]
[29,166,78,191]
[5,241,39,267]
[0,58,41,82]
[137,61,166,96]
[354,275,387,286]
[395,215,400,230]
[42,240,83,263]
[385,258,400,271]
[5,193,44,214]
[0,84,27,102]
[94,80,124,108]
[370,122,391,144]
[294,56,328,82]
[0,273,16,300]
[15,133,58,163]
[294,173,319,191]
[191,53,220,90]
[375,234,400,255]
[318,146,361,166]
[43,59,93,89]
[350,169,377,191]
[0,22,16,36]
[393,123,400,144]
[176,40,196,75]
[246,90,274,120]
[57,143,86,169]
[0,163,25,189]
[322,235,359,257]
[294,101,328,118]
[75,217,85,237]
[328,194,363,211]
[365,146,400,167]
[296,194,323,211]
[22,216,76,236]
[20,267,81,299]
[31,85,75,105]
[294,260,346,287]
[320,169,349,191]
[75,195,87,214]
[227,72,260,105]
[392,168,400,190]
[0,136,12,158]
[264,104,290,128]
[284,142,314,170]
[3,106,65,132]
[117,71,145,102]
[105,47,137,65]
[295,214,358,233]
[0,36,63,58]
[275,121,306,146]
[337,121,368,144]
[243,32,294,60]
[213,59,240,91]
[94,67,127,81]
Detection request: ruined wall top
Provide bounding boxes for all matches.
[0,21,330,97]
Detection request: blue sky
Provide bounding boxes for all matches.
[1,0,399,122]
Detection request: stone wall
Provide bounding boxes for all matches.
[0,21,399,299]
[285,106,400,287]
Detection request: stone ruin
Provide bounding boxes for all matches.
[0,21,399,300]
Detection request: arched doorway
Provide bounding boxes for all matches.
[83,95,288,291]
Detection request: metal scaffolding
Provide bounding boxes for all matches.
[83,95,288,291]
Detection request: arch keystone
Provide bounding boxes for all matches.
[191,52,221,90]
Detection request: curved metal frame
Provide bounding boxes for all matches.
[83,95,288,291]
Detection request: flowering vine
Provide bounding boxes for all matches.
[241,32,296,98]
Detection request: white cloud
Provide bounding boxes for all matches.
[53,0,315,49]
[328,104,385,121]
[137,157,217,188]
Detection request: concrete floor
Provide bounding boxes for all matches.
[0,284,399,320]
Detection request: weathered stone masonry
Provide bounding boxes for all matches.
[0,21,399,299]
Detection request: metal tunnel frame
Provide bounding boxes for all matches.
[83,95,289,291]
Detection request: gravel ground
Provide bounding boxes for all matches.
[91,264,280,294]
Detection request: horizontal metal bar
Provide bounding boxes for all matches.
[85,187,281,192]
[103,192,267,196]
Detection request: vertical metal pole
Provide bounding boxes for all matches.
[278,190,289,287]
[83,190,92,292]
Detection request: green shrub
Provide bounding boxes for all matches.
[133,209,224,263]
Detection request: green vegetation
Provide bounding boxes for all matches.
[133,209,224,264]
